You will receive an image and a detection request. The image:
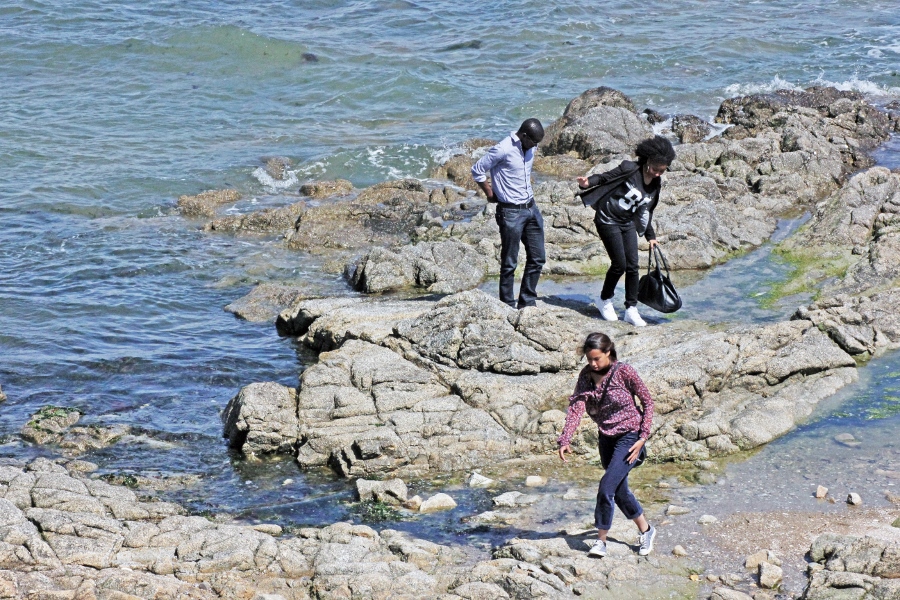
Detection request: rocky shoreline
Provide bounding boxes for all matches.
[4,86,900,598]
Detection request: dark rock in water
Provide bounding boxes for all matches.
[439,40,483,52]
[205,201,306,234]
[301,52,319,62]
[21,405,130,455]
[224,283,309,323]
[264,156,292,181]
[299,178,353,198]
[672,114,711,143]
[643,107,667,125]
[21,406,82,446]
[177,189,241,218]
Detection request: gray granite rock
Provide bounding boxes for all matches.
[348,240,490,294]
[224,284,309,323]
[221,381,299,456]
[804,531,900,599]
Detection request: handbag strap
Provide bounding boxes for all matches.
[651,245,673,279]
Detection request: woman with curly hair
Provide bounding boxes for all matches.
[576,136,676,326]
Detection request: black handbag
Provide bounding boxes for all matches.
[637,246,682,314]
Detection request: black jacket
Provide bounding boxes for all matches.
[576,160,660,240]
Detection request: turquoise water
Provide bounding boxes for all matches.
[1,1,899,527]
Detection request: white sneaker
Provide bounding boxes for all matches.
[624,306,647,327]
[587,539,607,558]
[638,525,656,556]
[599,299,618,321]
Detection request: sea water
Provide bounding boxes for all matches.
[1,0,899,527]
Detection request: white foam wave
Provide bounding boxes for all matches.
[810,76,900,98]
[723,76,804,97]
[724,75,900,102]
[365,144,431,181]
[251,166,299,191]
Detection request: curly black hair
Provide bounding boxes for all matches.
[635,135,676,166]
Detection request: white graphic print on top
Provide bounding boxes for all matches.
[615,182,652,213]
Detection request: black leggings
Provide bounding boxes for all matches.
[596,220,639,308]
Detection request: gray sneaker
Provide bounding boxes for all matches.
[638,525,656,556]
[587,539,607,558]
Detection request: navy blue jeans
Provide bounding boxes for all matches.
[495,203,545,308]
[594,430,644,530]
[595,220,640,308]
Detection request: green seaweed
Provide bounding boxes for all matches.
[351,500,406,523]
[757,245,852,308]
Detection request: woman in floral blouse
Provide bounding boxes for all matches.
[557,332,656,558]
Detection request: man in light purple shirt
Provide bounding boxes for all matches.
[471,118,545,308]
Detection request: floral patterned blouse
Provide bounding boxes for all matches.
[557,361,654,446]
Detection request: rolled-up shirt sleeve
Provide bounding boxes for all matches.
[471,143,502,183]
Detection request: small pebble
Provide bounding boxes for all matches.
[282,478,294,486]
[697,514,718,525]
[672,545,688,557]
[526,475,547,487]
[847,492,863,505]
[834,433,861,448]
[815,485,828,498]
[666,504,691,516]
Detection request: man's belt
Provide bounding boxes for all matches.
[495,199,535,209]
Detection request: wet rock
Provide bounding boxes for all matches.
[21,406,82,445]
[847,492,863,505]
[0,384,5,403]
[224,283,308,323]
[758,562,782,589]
[431,138,495,185]
[356,478,408,504]
[177,189,241,218]
[347,240,490,294]
[264,157,292,181]
[403,495,422,511]
[468,473,495,488]
[698,515,718,525]
[525,476,547,487]
[299,178,353,198]
[221,382,299,455]
[834,432,860,447]
[672,114,711,143]
[205,200,306,234]
[419,493,457,513]
[815,485,828,499]
[21,406,130,456]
